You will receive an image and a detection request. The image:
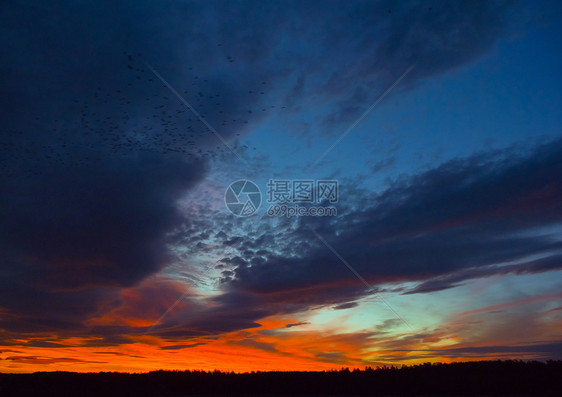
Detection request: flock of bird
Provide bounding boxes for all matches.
[1,48,288,179]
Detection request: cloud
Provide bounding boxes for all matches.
[285,322,310,328]
[235,339,278,353]
[145,137,562,341]
[315,351,347,363]
[404,256,562,295]
[0,0,539,344]
[72,131,555,349]
[333,302,360,310]
[455,292,562,317]
[298,0,516,133]
[213,138,562,320]
[0,0,214,337]
[437,342,562,357]
[159,343,206,350]
[3,355,104,365]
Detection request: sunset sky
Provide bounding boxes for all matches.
[1,0,561,373]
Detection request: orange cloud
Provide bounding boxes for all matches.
[457,292,562,317]
[2,292,561,373]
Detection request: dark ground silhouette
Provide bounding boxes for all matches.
[1,360,561,396]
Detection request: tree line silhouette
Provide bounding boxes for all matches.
[1,360,561,396]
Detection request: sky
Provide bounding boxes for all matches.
[1,0,561,373]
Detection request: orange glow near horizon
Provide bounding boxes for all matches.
[2,276,561,373]
[2,311,559,373]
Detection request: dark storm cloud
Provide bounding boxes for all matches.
[1,0,518,154]
[226,137,562,301]
[0,0,525,341]
[158,138,561,338]
[0,0,218,335]
[404,253,562,295]
[12,134,559,343]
